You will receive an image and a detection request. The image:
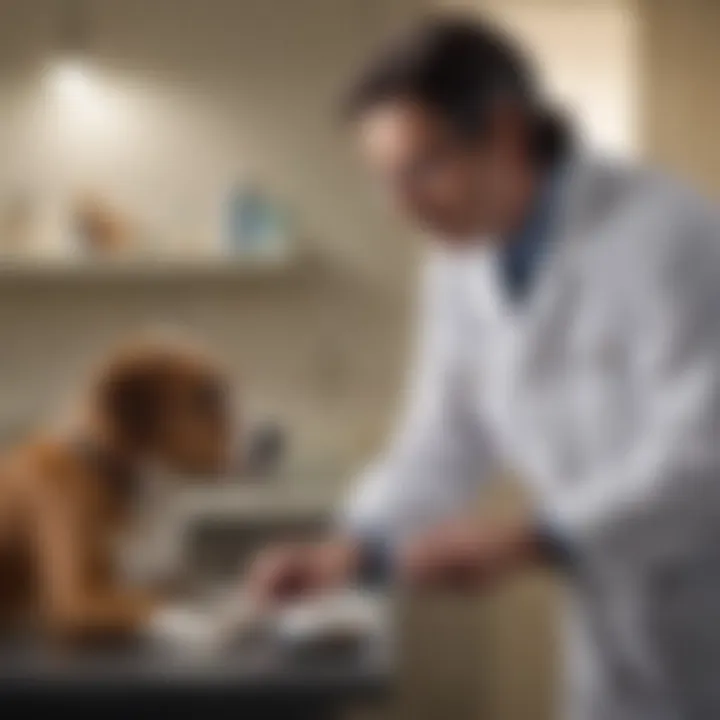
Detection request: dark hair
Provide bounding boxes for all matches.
[343,15,570,166]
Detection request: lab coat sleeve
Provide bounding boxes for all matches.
[544,202,720,570]
[343,252,497,542]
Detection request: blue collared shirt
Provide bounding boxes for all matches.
[499,169,560,303]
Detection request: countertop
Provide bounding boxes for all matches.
[0,630,393,715]
[0,592,394,716]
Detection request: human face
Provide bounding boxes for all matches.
[355,98,533,242]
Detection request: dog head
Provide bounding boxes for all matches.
[90,335,238,478]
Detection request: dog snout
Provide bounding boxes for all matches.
[237,422,286,481]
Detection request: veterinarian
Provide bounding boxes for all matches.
[249,16,720,720]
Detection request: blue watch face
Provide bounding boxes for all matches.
[499,163,564,303]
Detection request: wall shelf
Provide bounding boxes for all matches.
[0,255,304,287]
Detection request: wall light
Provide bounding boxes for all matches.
[52,0,93,101]
[51,58,94,102]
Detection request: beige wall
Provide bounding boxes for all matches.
[0,0,430,477]
[0,0,424,277]
[639,0,720,195]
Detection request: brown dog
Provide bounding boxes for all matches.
[0,334,237,644]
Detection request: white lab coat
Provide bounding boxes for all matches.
[345,156,720,720]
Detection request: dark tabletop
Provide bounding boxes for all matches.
[0,633,394,718]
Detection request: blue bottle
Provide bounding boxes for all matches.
[225,183,289,258]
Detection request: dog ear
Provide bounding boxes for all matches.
[96,356,164,449]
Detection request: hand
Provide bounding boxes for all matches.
[246,539,360,605]
[399,517,540,593]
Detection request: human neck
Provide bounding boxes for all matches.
[496,162,546,244]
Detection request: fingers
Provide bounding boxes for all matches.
[247,545,294,604]
[247,544,316,606]
[245,540,358,606]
